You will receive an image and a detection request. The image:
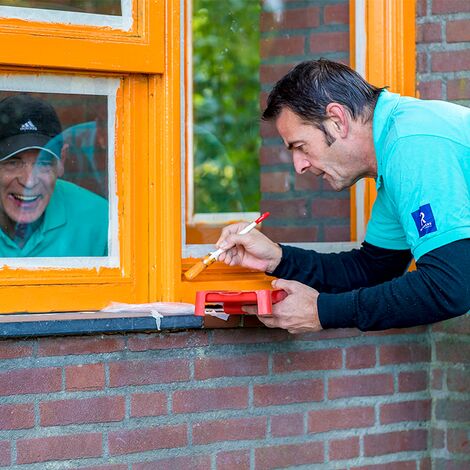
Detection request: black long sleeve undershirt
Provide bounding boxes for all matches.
[269,239,470,331]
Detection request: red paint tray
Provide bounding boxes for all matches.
[195,289,287,316]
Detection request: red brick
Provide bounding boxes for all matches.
[131,392,167,418]
[346,345,376,369]
[216,449,250,469]
[262,225,319,243]
[311,198,349,218]
[432,315,470,334]
[417,52,429,73]
[255,442,324,469]
[108,424,186,455]
[417,0,427,16]
[260,145,292,166]
[0,367,61,396]
[38,336,124,356]
[271,413,304,437]
[364,429,427,456]
[431,459,469,470]
[447,428,470,454]
[173,386,248,414]
[432,368,444,390]
[261,36,305,59]
[447,78,470,101]
[17,433,102,464]
[109,359,189,386]
[380,400,431,424]
[261,198,309,219]
[261,7,320,32]
[398,370,428,392]
[0,441,10,467]
[212,328,288,345]
[274,349,342,373]
[194,354,268,380]
[260,119,279,139]
[436,399,470,422]
[0,404,34,430]
[80,466,127,470]
[261,171,290,193]
[193,417,266,445]
[0,339,33,359]
[432,428,445,449]
[436,339,470,363]
[299,328,360,341]
[254,379,323,406]
[447,367,470,392]
[417,80,442,99]
[432,0,470,14]
[65,363,105,391]
[310,32,349,53]
[447,20,470,42]
[353,462,416,470]
[323,225,351,242]
[416,22,441,43]
[380,343,430,365]
[308,406,374,433]
[127,331,209,351]
[329,374,393,399]
[260,63,295,85]
[324,4,349,25]
[134,455,210,470]
[294,171,322,191]
[329,436,360,460]
[432,50,470,72]
[40,396,125,426]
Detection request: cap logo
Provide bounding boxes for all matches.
[19,120,38,132]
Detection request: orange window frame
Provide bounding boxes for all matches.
[0,0,162,313]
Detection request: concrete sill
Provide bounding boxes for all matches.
[0,310,203,338]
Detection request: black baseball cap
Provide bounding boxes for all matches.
[0,94,63,162]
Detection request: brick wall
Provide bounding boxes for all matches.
[0,324,443,469]
[260,0,351,243]
[416,0,470,105]
[416,3,470,466]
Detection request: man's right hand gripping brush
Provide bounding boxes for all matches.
[215,222,323,334]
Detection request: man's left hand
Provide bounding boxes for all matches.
[246,279,323,334]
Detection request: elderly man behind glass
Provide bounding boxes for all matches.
[0,94,108,257]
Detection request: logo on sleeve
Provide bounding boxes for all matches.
[411,203,437,237]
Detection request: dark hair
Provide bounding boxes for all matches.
[262,59,385,126]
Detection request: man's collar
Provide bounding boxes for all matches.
[372,90,401,189]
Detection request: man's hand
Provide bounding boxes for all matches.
[216,223,282,273]
[248,279,323,334]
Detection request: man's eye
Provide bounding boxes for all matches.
[37,161,54,168]
[3,160,20,168]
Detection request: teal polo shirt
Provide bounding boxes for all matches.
[365,90,470,260]
[0,179,108,257]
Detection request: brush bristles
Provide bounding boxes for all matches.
[184,260,208,281]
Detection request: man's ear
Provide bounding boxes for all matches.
[57,144,68,177]
[325,103,349,138]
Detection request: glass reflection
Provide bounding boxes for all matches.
[0,0,122,15]
[0,92,108,257]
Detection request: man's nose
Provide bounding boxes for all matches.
[17,163,39,186]
[293,152,310,174]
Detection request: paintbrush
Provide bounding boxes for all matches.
[184,212,270,281]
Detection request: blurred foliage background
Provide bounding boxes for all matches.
[193,0,261,213]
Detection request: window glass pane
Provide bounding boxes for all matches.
[190,0,353,245]
[0,75,118,264]
[0,0,122,15]
[192,0,261,215]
